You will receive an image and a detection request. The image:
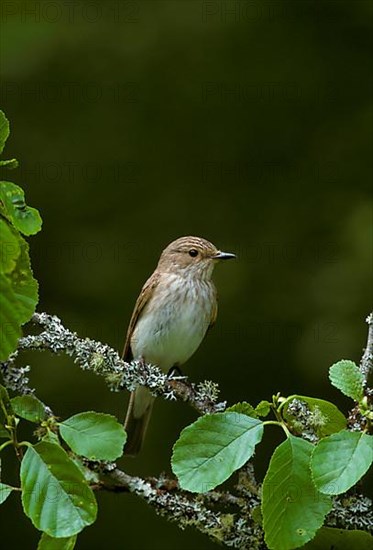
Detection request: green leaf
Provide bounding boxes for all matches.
[0,482,13,504]
[0,273,22,360]
[329,360,364,402]
[0,384,13,417]
[304,527,373,549]
[255,400,271,417]
[262,435,332,550]
[70,456,100,484]
[38,533,77,550]
[11,395,46,423]
[283,395,346,437]
[0,218,21,273]
[21,441,97,537]
[42,431,60,445]
[9,236,38,324]
[227,401,258,418]
[311,430,373,495]
[228,400,271,419]
[0,181,42,236]
[0,235,38,361]
[59,412,126,461]
[0,111,10,155]
[0,159,19,170]
[172,412,264,493]
[0,384,14,437]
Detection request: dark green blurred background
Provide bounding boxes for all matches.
[1,1,372,548]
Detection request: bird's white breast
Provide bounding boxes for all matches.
[131,274,215,370]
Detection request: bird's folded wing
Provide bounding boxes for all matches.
[122,271,161,361]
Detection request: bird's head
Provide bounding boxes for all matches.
[157,236,236,279]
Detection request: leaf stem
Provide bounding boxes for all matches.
[17,441,33,448]
[0,439,13,452]
[263,420,291,437]
[277,395,295,414]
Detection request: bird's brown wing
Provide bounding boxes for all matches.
[122,271,160,361]
[208,287,218,330]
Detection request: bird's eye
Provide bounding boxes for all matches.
[189,249,198,257]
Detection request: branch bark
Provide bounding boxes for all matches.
[95,467,265,549]
[2,312,226,415]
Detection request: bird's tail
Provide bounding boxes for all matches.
[124,386,155,456]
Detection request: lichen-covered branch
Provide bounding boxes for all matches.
[2,312,225,415]
[0,359,33,395]
[326,494,373,533]
[96,467,265,549]
[93,465,372,543]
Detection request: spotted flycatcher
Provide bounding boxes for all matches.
[123,236,235,455]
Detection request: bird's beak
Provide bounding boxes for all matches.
[213,251,236,260]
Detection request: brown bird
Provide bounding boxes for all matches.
[123,236,236,455]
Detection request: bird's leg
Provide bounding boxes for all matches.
[167,365,188,381]
[167,365,193,404]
